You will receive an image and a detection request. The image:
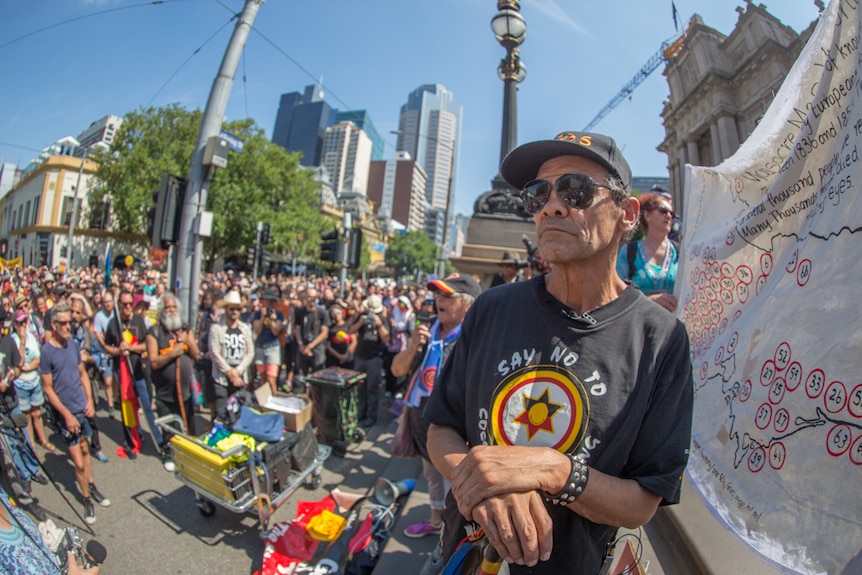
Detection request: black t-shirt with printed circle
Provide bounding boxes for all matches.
[104,313,148,381]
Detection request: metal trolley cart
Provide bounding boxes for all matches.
[156,414,330,534]
[306,367,366,457]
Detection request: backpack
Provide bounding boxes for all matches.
[626,239,679,280]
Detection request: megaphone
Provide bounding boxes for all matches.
[373,478,416,505]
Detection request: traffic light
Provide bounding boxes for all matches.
[245,245,257,267]
[260,248,271,270]
[319,230,341,263]
[260,223,271,246]
[346,228,363,269]
[149,175,186,249]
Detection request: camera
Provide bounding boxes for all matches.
[364,311,377,328]
[55,526,106,573]
[56,526,85,573]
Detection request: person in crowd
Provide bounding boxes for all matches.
[490,252,521,288]
[14,294,44,345]
[104,291,170,468]
[325,305,356,369]
[0,322,49,497]
[615,191,679,312]
[208,291,254,422]
[349,294,391,428]
[146,293,200,436]
[424,131,694,573]
[68,295,108,463]
[292,287,329,381]
[384,295,413,397]
[392,273,480,540]
[91,290,116,418]
[40,302,111,525]
[0,484,100,574]
[10,308,54,454]
[240,293,258,327]
[253,288,284,393]
[42,273,56,308]
[196,288,222,422]
[0,296,12,337]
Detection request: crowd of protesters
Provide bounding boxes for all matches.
[0,262,443,529]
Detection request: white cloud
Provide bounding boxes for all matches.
[530,0,592,38]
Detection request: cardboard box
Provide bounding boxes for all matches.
[254,385,312,432]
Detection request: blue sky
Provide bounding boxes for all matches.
[0,0,819,216]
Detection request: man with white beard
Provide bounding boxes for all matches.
[146,293,200,436]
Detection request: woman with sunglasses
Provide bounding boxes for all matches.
[616,191,679,312]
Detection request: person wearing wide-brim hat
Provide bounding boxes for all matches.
[348,293,392,428]
[490,251,521,288]
[209,290,255,420]
[252,286,284,393]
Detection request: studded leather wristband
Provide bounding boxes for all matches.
[544,453,589,505]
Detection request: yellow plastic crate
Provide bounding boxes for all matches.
[170,435,253,505]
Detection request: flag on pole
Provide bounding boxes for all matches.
[672,1,680,32]
[104,242,112,289]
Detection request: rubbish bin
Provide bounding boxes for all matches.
[306,367,366,457]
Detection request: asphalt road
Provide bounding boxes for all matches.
[26,404,398,574]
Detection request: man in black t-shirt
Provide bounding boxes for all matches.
[424,131,693,574]
[146,293,200,436]
[104,290,168,467]
[293,287,330,379]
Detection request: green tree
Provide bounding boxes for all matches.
[90,104,327,270]
[385,230,438,278]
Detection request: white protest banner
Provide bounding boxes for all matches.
[679,1,862,573]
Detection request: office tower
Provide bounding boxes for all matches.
[272,83,336,167]
[321,121,372,195]
[396,84,462,245]
[335,110,384,161]
[367,151,427,232]
[76,115,123,151]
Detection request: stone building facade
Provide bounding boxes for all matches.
[658,2,819,212]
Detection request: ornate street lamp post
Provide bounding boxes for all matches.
[491,0,527,190]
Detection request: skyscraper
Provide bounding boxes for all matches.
[396,84,462,245]
[367,151,427,233]
[321,121,372,196]
[271,83,336,167]
[335,110,384,161]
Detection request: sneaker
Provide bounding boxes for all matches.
[93,451,108,463]
[24,502,47,522]
[31,473,49,486]
[84,498,96,525]
[160,451,176,473]
[88,483,111,507]
[20,478,31,494]
[107,406,115,419]
[404,519,443,538]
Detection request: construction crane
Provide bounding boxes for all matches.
[583,31,688,131]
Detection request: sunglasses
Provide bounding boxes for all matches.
[646,206,674,218]
[54,320,72,326]
[520,173,609,215]
[120,301,134,307]
[227,307,242,312]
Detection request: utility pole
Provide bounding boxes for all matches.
[175,0,263,330]
[252,221,262,280]
[339,212,352,299]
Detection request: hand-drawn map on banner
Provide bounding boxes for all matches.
[679,1,862,573]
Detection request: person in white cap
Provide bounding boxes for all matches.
[348,294,391,428]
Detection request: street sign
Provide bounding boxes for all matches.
[219,130,245,153]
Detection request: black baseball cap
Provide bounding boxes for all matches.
[501,131,632,190]
[427,273,482,299]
